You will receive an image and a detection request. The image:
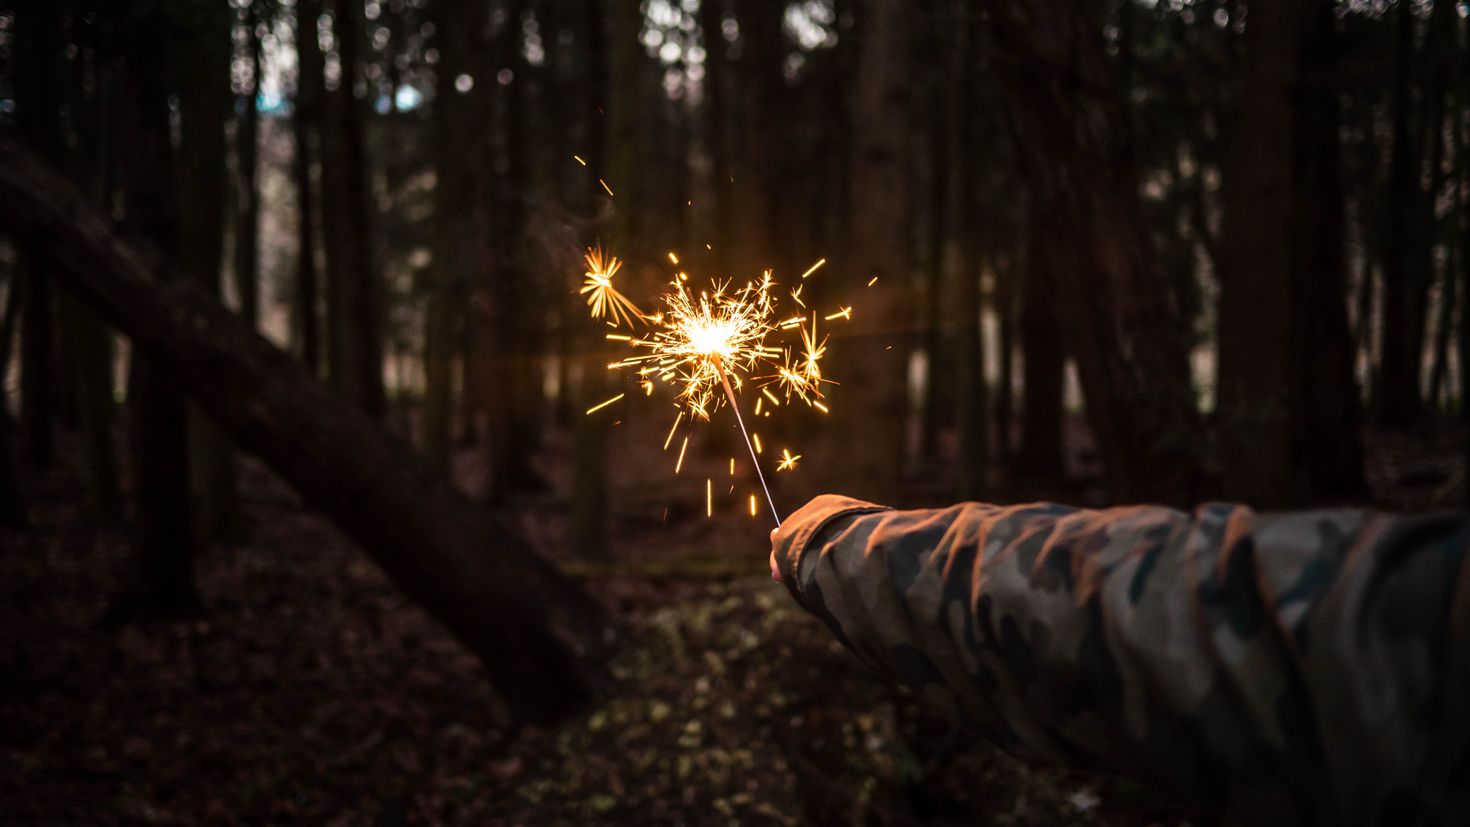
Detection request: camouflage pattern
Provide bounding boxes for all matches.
[772,494,1470,826]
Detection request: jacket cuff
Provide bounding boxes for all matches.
[774,494,891,603]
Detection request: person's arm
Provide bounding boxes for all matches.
[772,494,1470,826]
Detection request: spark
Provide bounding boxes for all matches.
[749,494,757,517]
[608,272,784,420]
[581,247,643,328]
[589,254,850,525]
[777,449,801,472]
[706,478,713,517]
[599,178,615,197]
[867,276,879,287]
[574,155,587,166]
[585,393,624,415]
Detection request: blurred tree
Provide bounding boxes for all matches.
[1218,0,1297,505]
[234,0,264,330]
[1291,0,1365,500]
[1017,211,1065,482]
[322,0,385,417]
[13,0,61,470]
[953,1,991,500]
[114,3,198,618]
[830,0,912,502]
[293,0,324,375]
[483,0,543,503]
[177,0,242,542]
[571,0,629,559]
[976,0,1205,503]
[423,0,481,474]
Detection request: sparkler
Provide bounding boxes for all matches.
[582,251,844,526]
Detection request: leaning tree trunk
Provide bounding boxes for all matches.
[975,0,1206,503]
[0,139,614,724]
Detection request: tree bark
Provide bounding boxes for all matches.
[1016,214,1065,481]
[1218,0,1297,506]
[235,3,263,330]
[1376,0,1420,428]
[176,0,241,543]
[113,5,197,618]
[1291,0,1365,500]
[975,0,1206,503]
[0,138,615,723]
[323,0,385,417]
[293,0,323,377]
[953,3,988,500]
[830,0,913,503]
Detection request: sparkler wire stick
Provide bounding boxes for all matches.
[715,357,780,527]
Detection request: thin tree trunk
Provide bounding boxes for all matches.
[235,4,263,330]
[1377,0,1421,427]
[423,0,478,474]
[699,0,733,255]
[294,0,323,376]
[13,0,63,470]
[323,0,384,417]
[570,0,624,559]
[1292,0,1366,500]
[954,3,988,500]
[176,1,240,543]
[0,137,615,725]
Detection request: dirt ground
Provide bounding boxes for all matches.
[1,417,1462,825]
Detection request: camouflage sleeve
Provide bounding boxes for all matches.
[772,494,1470,826]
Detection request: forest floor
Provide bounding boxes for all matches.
[0,415,1464,826]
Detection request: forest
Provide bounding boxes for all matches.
[1,0,1467,823]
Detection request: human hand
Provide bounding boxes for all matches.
[769,528,781,583]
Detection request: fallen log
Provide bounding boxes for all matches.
[0,138,613,724]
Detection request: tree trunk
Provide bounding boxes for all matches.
[976,0,1206,503]
[1292,0,1365,500]
[1376,0,1420,428]
[235,4,263,330]
[953,4,988,500]
[1016,214,1065,481]
[699,0,733,255]
[14,0,63,470]
[323,0,384,417]
[113,6,196,618]
[176,1,240,543]
[0,138,615,724]
[1218,0,1297,506]
[569,0,627,559]
[295,0,324,377]
[830,0,912,503]
[483,0,541,504]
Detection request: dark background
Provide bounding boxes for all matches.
[0,0,1465,823]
